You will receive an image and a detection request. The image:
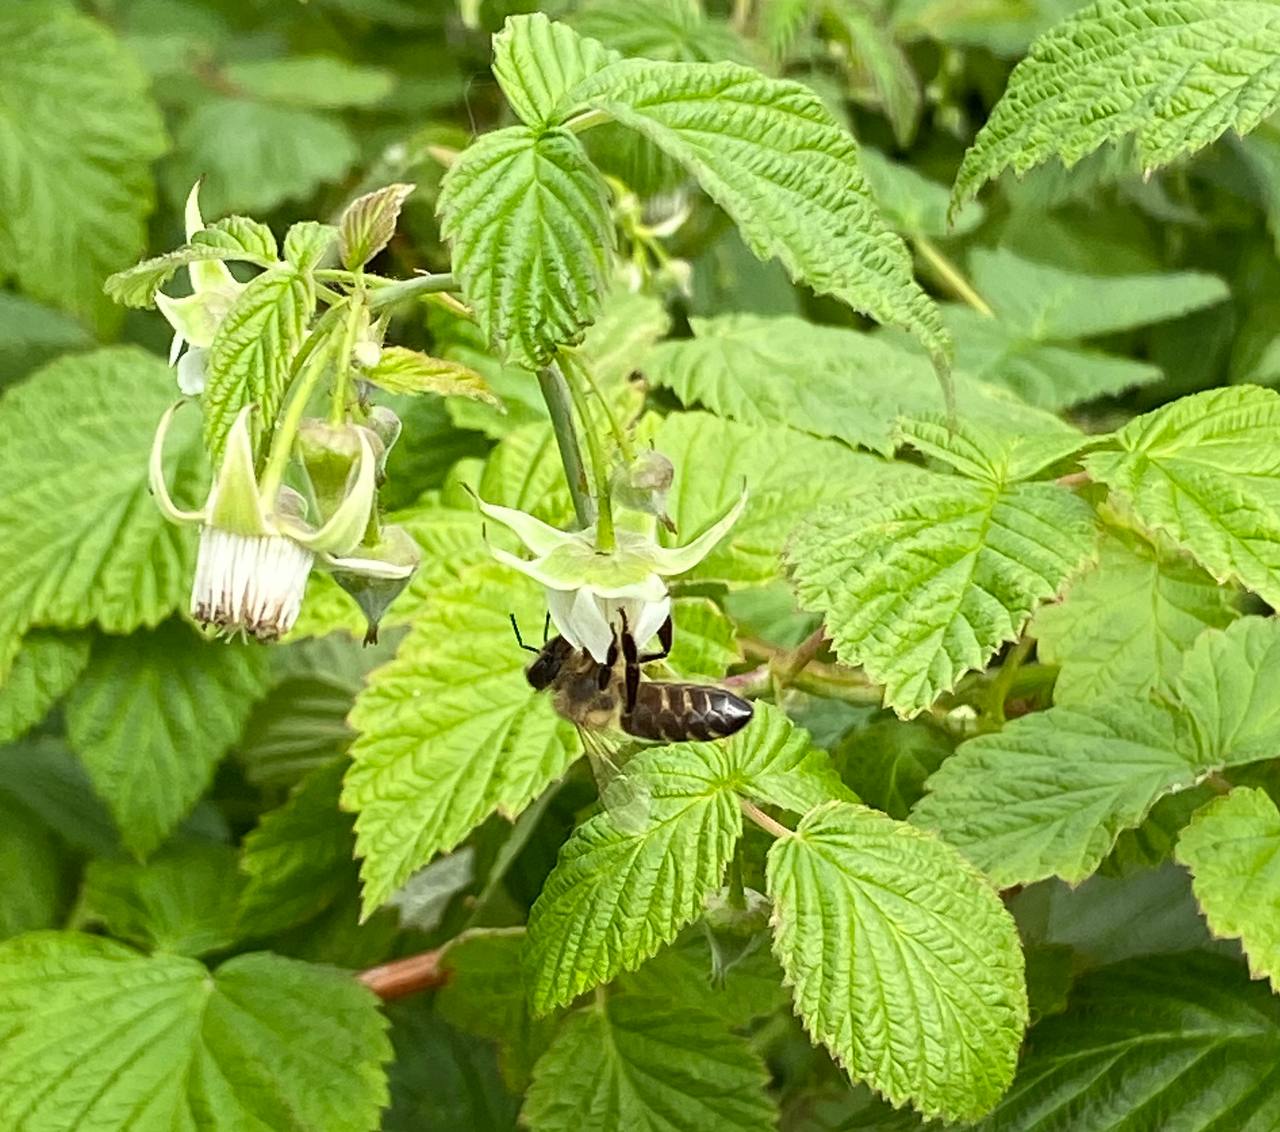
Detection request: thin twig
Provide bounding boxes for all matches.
[740,798,792,839]
[358,948,449,1000]
[914,236,995,318]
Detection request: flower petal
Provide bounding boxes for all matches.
[649,488,748,575]
[626,593,671,651]
[474,496,577,556]
[184,180,238,294]
[176,347,208,395]
[284,427,376,556]
[155,290,224,351]
[206,406,272,536]
[562,588,615,663]
[148,400,205,525]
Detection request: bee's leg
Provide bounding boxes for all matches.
[619,624,640,710]
[638,615,674,663]
[598,633,618,691]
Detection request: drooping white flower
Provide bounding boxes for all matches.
[476,491,747,663]
[150,403,410,640]
[154,183,244,394]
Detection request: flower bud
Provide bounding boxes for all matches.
[611,449,675,531]
[326,524,420,644]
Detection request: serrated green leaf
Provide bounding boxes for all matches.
[0,8,166,332]
[767,801,1027,1121]
[952,0,1280,210]
[665,596,741,680]
[789,421,1097,715]
[654,411,888,585]
[163,98,358,216]
[1176,787,1280,990]
[76,842,245,957]
[941,250,1229,410]
[524,738,743,1012]
[438,125,613,370]
[644,314,1073,455]
[364,346,497,402]
[912,702,1202,886]
[1174,615,1280,765]
[0,348,204,680]
[65,622,268,857]
[728,701,854,814]
[1084,385,1280,606]
[437,929,559,1091]
[282,220,337,272]
[0,631,90,743]
[238,756,357,937]
[0,932,390,1132]
[833,718,954,820]
[203,265,312,463]
[1033,525,1239,706]
[224,55,395,109]
[971,248,1229,341]
[339,183,414,270]
[493,13,619,127]
[572,0,754,64]
[104,243,252,309]
[0,797,67,941]
[569,58,949,362]
[194,215,279,261]
[973,953,1280,1131]
[523,996,777,1132]
[344,561,578,916]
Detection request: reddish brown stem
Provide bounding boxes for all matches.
[358,948,450,1000]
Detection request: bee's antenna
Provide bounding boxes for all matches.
[510,614,539,654]
[542,611,551,643]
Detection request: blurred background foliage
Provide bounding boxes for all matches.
[4,0,1280,1128]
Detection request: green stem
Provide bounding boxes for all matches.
[259,305,345,500]
[537,363,594,530]
[984,636,1035,727]
[564,108,610,134]
[366,272,458,312]
[562,349,634,464]
[739,798,791,839]
[914,236,994,317]
[562,359,616,551]
[329,294,364,426]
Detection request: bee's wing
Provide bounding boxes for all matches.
[577,726,651,834]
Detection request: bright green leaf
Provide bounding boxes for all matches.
[344,561,578,916]
[0,7,166,332]
[194,215,279,262]
[572,0,753,64]
[438,125,614,370]
[203,265,312,463]
[767,801,1027,1121]
[644,314,1073,455]
[1084,384,1280,606]
[726,701,854,814]
[912,702,1198,886]
[104,243,257,310]
[282,220,337,272]
[0,348,204,680]
[1176,787,1280,991]
[789,420,1097,715]
[0,932,390,1132]
[974,953,1280,1130]
[1033,525,1239,706]
[833,717,954,820]
[0,632,90,743]
[665,596,741,679]
[860,147,986,238]
[523,996,777,1132]
[493,13,619,127]
[0,798,67,941]
[569,58,950,362]
[364,346,498,403]
[339,183,414,270]
[524,736,743,1013]
[76,842,245,957]
[951,0,1280,209]
[65,622,268,857]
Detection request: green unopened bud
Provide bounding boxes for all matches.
[298,420,383,521]
[326,524,420,644]
[702,887,771,986]
[611,449,675,531]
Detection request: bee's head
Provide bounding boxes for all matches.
[525,636,574,690]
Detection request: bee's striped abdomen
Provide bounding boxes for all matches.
[623,683,753,743]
